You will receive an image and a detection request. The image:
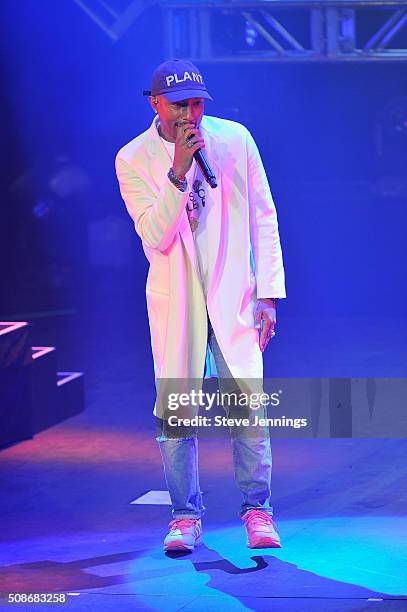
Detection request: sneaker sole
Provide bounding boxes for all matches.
[164,536,203,552]
[247,538,282,549]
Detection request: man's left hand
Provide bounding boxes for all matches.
[254,298,277,352]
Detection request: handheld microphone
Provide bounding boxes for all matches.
[186,131,217,189]
[193,149,217,189]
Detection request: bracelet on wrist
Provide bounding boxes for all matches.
[168,167,188,192]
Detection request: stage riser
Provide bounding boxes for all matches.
[0,366,33,447]
[57,373,85,424]
[0,323,84,449]
[31,347,58,434]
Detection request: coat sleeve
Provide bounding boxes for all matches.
[115,155,189,252]
[246,129,286,299]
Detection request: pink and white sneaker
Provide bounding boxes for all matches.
[242,509,282,549]
[163,518,203,552]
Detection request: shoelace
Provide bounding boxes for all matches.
[245,510,275,527]
[168,518,199,532]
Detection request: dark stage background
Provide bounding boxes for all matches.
[1,0,406,325]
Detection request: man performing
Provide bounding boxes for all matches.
[115,59,286,552]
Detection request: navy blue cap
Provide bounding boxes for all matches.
[143,59,213,102]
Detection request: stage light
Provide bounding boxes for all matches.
[245,20,258,48]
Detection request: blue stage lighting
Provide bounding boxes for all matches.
[245,21,257,48]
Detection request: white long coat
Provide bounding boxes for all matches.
[115,115,286,412]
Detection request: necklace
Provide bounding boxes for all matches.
[156,118,162,138]
[156,119,174,143]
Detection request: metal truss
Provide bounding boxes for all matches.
[159,1,407,62]
[72,0,155,41]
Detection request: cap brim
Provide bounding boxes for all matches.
[162,89,213,102]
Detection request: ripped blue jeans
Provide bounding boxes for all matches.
[156,314,273,519]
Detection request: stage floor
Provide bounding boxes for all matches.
[1,423,406,610]
[1,291,406,611]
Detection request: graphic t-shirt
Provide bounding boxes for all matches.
[160,137,209,297]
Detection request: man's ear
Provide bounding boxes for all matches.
[148,96,159,112]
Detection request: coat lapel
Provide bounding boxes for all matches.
[180,122,223,288]
[145,118,198,278]
[199,122,223,300]
[146,116,222,285]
